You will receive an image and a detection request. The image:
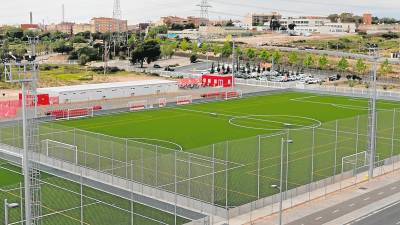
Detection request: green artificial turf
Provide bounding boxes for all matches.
[2,91,399,210]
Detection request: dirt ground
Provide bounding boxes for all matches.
[217,32,351,47]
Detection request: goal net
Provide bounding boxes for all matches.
[128,100,148,111]
[177,95,192,105]
[158,98,167,108]
[42,139,78,164]
[67,107,94,120]
[342,151,368,174]
[224,90,243,100]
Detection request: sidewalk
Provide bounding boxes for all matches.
[242,170,400,225]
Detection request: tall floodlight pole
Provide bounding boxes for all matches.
[4,36,42,225]
[367,45,379,180]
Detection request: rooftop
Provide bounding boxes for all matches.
[38,80,177,93]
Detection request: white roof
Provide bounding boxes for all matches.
[38,80,177,94]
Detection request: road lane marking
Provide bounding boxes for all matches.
[332,209,340,214]
[315,217,322,221]
[391,186,397,190]
[363,197,370,201]
[378,192,385,195]
[349,203,355,207]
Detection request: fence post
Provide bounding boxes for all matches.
[225,141,229,223]
[80,169,84,225]
[354,116,360,184]
[391,109,396,172]
[188,153,191,197]
[141,148,144,194]
[212,144,215,225]
[257,135,261,200]
[111,141,115,184]
[174,151,177,225]
[125,139,128,179]
[333,120,338,183]
[309,127,315,201]
[130,160,134,225]
[155,145,158,187]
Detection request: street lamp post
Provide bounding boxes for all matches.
[4,199,19,225]
[272,138,293,225]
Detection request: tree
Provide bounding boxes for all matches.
[355,58,368,75]
[258,49,270,63]
[303,54,315,69]
[221,40,233,59]
[191,41,200,54]
[78,54,90,65]
[337,57,349,74]
[379,59,393,77]
[272,50,282,65]
[52,40,73,54]
[318,54,329,70]
[212,44,222,57]
[146,25,168,39]
[160,44,174,59]
[130,40,161,68]
[245,48,256,62]
[190,54,198,63]
[201,43,208,54]
[288,23,296,30]
[180,39,189,51]
[288,52,299,71]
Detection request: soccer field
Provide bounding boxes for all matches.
[2,91,399,210]
[46,91,400,207]
[0,160,189,225]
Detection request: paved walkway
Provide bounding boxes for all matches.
[242,170,400,225]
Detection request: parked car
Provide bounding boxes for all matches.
[153,64,162,68]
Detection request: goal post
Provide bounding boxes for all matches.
[67,107,94,120]
[41,139,78,165]
[158,98,167,108]
[341,151,368,174]
[128,100,148,111]
[176,95,192,105]
[224,90,243,100]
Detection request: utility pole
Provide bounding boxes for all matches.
[197,0,211,70]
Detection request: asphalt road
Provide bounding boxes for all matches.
[286,180,400,225]
[350,201,400,225]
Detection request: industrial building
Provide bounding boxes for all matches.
[38,80,178,103]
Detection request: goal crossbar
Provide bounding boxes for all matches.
[128,100,148,111]
[42,139,78,164]
[176,95,192,105]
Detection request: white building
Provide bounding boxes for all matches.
[38,80,178,103]
[280,17,356,34]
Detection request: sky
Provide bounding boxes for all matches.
[0,0,399,25]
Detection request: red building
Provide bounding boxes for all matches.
[201,74,234,87]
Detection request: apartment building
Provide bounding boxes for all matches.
[47,22,74,34]
[280,16,356,34]
[73,23,94,34]
[90,17,128,33]
[244,12,282,27]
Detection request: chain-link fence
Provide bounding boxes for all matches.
[0,161,191,225]
[0,106,399,224]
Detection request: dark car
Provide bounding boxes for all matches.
[164,66,175,72]
[153,64,162,68]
